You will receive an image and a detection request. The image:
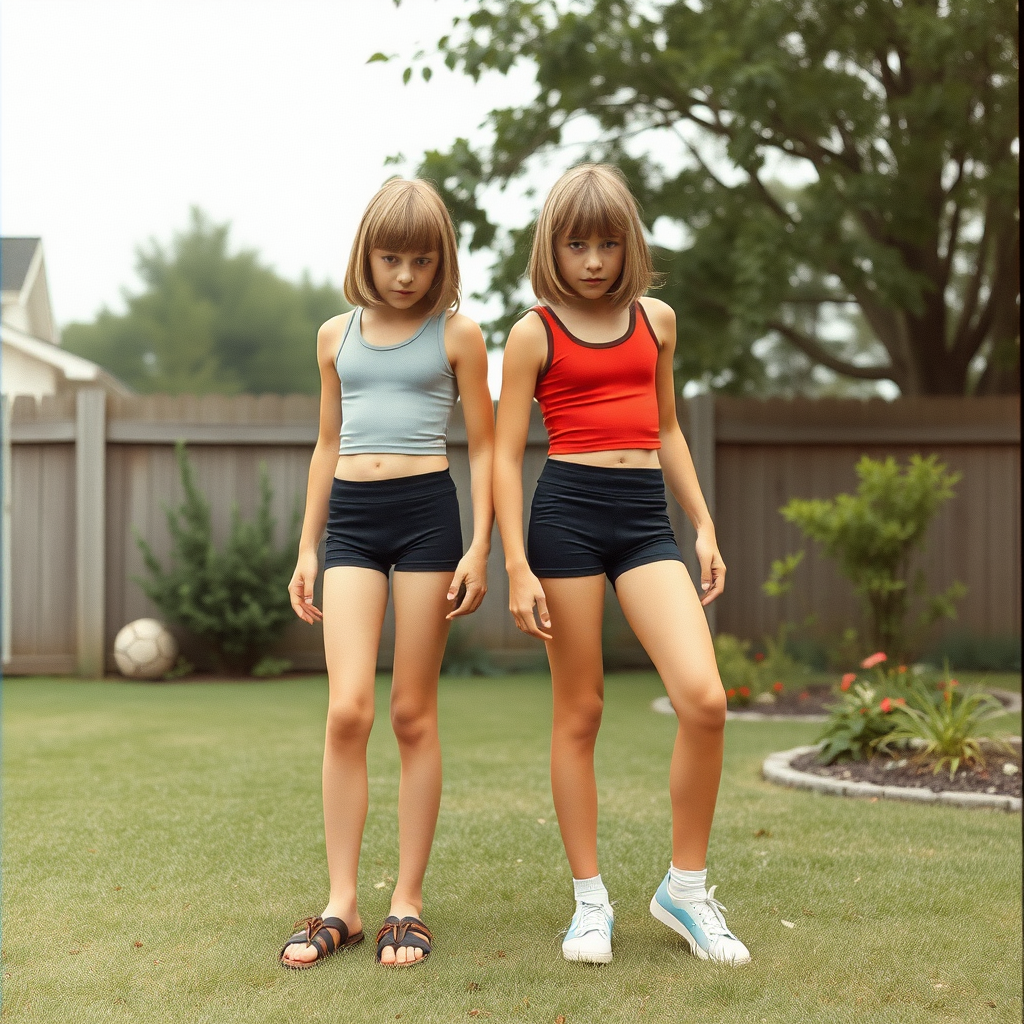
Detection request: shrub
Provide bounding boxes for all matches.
[878,676,1012,780]
[779,454,965,659]
[136,442,299,673]
[925,632,1022,673]
[816,650,916,762]
[714,633,757,705]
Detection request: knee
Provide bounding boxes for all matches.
[676,682,727,733]
[390,699,436,747]
[554,695,604,747]
[325,700,374,749]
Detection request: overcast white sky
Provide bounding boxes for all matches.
[1,0,539,331]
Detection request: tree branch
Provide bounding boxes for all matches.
[768,320,897,381]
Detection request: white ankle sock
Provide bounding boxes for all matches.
[573,874,610,907]
[667,864,707,902]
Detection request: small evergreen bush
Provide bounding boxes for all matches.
[136,442,299,673]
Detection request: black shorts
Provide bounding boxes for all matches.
[325,470,463,575]
[527,459,684,584]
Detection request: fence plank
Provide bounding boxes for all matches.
[4,393,1019,675]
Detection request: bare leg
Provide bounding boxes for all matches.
[541,575,607,880]
[379,570,453,964]
[282,565,389,966]
[615,561,727,870]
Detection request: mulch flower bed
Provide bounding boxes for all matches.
[728,683,836,716]
[790,742,1023,799]
[730,684,1020,719]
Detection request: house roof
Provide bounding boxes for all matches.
[2,322,134,397]
[1,237,42,294]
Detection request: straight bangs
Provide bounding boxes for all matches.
[530,164,655,309]
[344,178,460,316]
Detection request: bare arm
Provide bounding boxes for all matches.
[494,313,552,639]
[288,314,349,624]
[445,313,495,618]
[641,297,726,606]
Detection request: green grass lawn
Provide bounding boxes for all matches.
[2,673,1021,1024]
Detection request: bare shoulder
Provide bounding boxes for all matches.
[317,311,353,362]
[638,296,676,338]
[505,308,547,354]
[444,310,486,350]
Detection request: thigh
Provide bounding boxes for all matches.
[541,575,608,708]
[614,560,721,703]
[391,571,454,703]
[322,565,390,704]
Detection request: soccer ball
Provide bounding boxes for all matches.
[113,618,178,680]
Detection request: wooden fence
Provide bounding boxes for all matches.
[2,391,1018,675]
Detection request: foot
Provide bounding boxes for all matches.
[280,906,362,967]
[378,900,429,966]
[561,901,614,964]
[650,875,750,965]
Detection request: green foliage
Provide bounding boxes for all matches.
[926,631,1022,673]
[135,443,299,673]
[878,676,1012,780]
[761,551,805,599]
[780,454,965,657]
[64,208,346,395]
[404,0,1019,395]
[251,657,293,678]
[714,630,807,706]
[816,679,908,764]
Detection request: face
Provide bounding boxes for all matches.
[554,231,625,300]
[369,248,440,310]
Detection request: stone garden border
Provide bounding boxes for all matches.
[763,743,1022,813]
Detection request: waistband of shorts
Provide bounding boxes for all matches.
[330,469,455,503]
[537,459,665,496]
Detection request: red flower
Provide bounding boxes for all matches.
[897,665,908,673]
[799,691,809,701]
[894,697,906,706]
[773,681,784,693]
[840,672,856,691]
[880,697,892,713]
[861,652,887,669]
[739,686,751,697]
[726,688,736,699]
[949,679,958,687]
[754,652,765,662]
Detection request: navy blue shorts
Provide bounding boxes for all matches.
[325,470,463,575]
[527,460,684,584]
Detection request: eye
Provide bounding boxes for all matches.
[602,240,620,250]
[381,254,398,264]
[415,257,433,266]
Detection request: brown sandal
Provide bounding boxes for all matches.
[279,916,364,969]
[375,915,433,967]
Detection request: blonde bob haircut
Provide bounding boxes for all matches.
[344,178,460,317]
[529,164,655,309]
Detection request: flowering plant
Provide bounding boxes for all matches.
[877,675,1012,779]
[816,682,904,763]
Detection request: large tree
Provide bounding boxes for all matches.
[402,0,1018,394]
[64,209,344,395]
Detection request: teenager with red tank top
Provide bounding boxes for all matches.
[494,165,750,966]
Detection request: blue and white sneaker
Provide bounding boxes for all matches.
[650,874,750,964]
[561,901,614,964]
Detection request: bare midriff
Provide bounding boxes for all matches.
[334,452,450,482]
[550,448,661,469]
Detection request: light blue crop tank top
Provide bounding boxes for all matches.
[335,310,458,455]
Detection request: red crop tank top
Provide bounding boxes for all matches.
[532,302,662,455]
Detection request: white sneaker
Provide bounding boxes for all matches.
[561,901,614,964]
[650,874,750,965]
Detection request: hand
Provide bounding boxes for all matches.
[288,551,322,624]
[446,547,488,619]
[695,529,726,606]
[508,564,551,640]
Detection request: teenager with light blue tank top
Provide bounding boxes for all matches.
[280,179,494,970]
